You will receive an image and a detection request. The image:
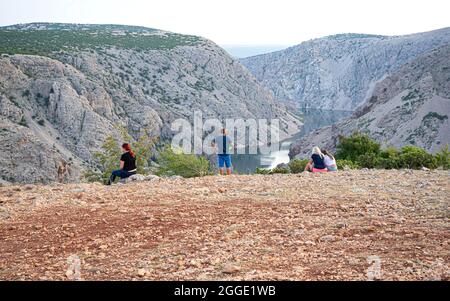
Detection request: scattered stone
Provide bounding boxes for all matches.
[145,175,160,181]
[352,186,365,193]
[320,235,337,242]
[303,241,316,246]
[137,269,148,277]
[222,263,241,274]
[24,185,34,191]
[126,174,146,182]
[336,222,347,229]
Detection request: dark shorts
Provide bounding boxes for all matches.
[218,155,232,168]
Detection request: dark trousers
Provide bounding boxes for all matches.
[109,169,136,183]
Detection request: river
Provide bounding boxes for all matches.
[232,109,353,173]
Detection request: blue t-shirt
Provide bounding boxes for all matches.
[214,135,233,155]
[311,154,326,169]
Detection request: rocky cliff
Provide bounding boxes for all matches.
[0,23,301,183]
[241,28,450,110]
[290,45,450,158]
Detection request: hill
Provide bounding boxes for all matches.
[0,23,301,184]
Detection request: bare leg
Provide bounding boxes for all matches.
[304,162,312,172]
[219,168,225,175]
[226,168,232,175]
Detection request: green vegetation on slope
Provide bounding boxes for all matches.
[258,133,450,174]
[0,24,202,56]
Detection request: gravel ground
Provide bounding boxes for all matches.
[0,170,448,280]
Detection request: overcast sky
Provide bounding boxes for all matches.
[0,0,449,45]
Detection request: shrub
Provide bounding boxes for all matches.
[255,168,271,175]
[270,166,290,174]
[376,147,401,169]
[357,153,378,169]
[156,146,211,178]
[336,159,360,170]
[435,144,450,170]
[18,116,28,127]
[22,90,30,97]
[398,146,437,169]
[288,159,309,174]
[335,132,381,162]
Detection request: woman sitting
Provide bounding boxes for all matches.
[304,147,328,173]
[107,143,137,185]
[322,149,338,172]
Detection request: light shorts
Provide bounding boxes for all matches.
[327,165,338,172]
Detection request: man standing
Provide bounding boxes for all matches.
[212,128,233,175]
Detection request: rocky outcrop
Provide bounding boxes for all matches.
[290,45,450,158]
[241,28,450,110]
[0,23,301,183]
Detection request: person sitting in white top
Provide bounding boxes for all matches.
[322,149,338,172]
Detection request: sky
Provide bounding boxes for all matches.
[0,0,449,46]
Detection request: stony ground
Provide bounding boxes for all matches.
[0,170,448,281]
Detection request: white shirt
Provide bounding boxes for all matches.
[324,155,336,167]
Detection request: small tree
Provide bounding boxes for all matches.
[133,129,158,175]
[85,126,157,183]
[90,135,122,183]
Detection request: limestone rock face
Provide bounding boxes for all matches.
[290,45,450,158]
[241,28,450,110]
[0,23,301,183]
[0,118,81,183]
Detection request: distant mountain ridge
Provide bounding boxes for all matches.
[241,28,450,110]
[0,23,301,183]
[222,45,290,58]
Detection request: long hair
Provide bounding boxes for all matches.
[312,146,323,158]
[122,143,135,158]
[322,149,334,160]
